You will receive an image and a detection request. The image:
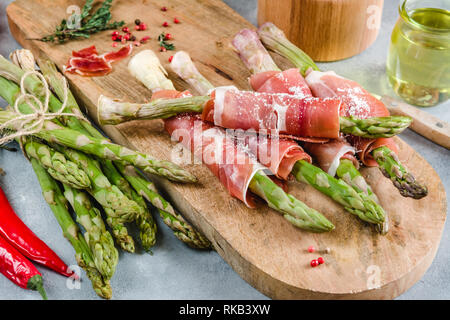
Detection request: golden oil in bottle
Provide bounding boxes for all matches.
[387,2,450,107]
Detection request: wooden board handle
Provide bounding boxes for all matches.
[381,95,450,149]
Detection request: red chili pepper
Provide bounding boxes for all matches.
[0,187,75,279]
[0,235,47,299]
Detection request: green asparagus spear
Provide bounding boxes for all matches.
[63,184,119,279]
[30,158,112,299]
[339,116,412,139]
[257,22,427,199]
[55,146,137,252]
[372,146,427,199]
[257,22,320,74]
[293,161,383,224]
[102,159,157,251]
[102,217,134,253]
[336,159,388,232]
[24,140,91,189]
[98,94,208,125]
[58,146,139,223]
[115,162,212,249]
[249,171,334,232]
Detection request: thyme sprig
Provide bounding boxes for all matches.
[36,0,124,44]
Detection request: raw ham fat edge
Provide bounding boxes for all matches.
[202,86,342,140]
[305,70,397,166]
[303,139,357,176]
[238,133,312,180]
[65,45,132,77]
[155,90,264,208]
[250,69,359,175]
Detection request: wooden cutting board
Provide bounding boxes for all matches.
[7,0,447,299]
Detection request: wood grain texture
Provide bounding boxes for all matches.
[7,0,447,299]
[381,96,450,150]
[258,0,384,61]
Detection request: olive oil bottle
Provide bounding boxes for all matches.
[387,2,450,107]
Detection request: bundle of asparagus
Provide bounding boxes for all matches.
[256,23,427,200]
[225,31,389,233]
[0,50,211,298]
[132,51,344,233]
[169,51,385,226]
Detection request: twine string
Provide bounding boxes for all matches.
[0,70,88,145]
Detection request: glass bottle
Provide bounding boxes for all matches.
[386,0,450,107]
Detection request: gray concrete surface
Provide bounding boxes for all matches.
[0,0,448,300]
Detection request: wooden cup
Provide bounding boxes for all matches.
[258,0,384,61]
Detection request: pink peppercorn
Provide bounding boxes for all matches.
[310,259,319,267]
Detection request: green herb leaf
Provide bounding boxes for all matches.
[37,0,124,44]
[158,33,175,51]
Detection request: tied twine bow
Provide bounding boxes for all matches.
[0,70,88,145]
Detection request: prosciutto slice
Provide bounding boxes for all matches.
[251,69,359,176]
[154,90,264,208]
[236,133,311,180]
[201,87,343,140]
[102,45,133,63]
[305,70,398,166]
[65,45,132,77]
[250,68,312,98]
[72,45,98,58]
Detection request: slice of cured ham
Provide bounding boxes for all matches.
[102,45,133,63]
[165,114,264,208]
[305,70,397,167]
[236,133,312,180]
[65,45,132,77]
[201,87,343,140]
[71,45,98,58]
[250,68,312,98]
[250,69,359,176]
[155,90,264,208]
[305,70,390,118]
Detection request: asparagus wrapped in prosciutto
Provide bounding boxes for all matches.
[170,51,385,225]
[98,88,411,140]
[231,29,388,232]
[257,22,427,200]
[125,50,335,232]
